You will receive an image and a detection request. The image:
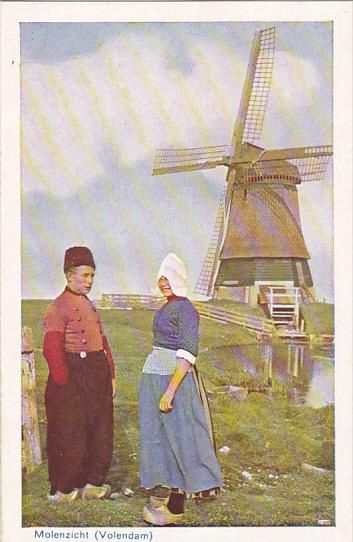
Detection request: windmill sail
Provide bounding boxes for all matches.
[233,27,275,147]
[288,153,332,183]
[194,187,227,296]
[238,158,331,184]
[152,145,231,176]
[237,145,333,183]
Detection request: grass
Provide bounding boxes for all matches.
[199,298,267,318]
[300,303,334,335]
[22,300,335,527]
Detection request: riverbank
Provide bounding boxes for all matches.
[22,301,334,527]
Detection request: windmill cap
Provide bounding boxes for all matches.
[64,246,96,273]
[157,253,187,297]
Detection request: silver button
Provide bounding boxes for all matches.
[80,351,87,358]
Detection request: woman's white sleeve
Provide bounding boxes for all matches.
[176,348,196,364]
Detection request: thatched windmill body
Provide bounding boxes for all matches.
[152,27,332,306]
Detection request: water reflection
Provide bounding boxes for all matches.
[211,343,334,407]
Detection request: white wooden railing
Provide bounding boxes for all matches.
[192,301,275,335]
[98,294,274,335]
[267,286,301,327]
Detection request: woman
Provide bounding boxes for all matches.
[139,253,223,525]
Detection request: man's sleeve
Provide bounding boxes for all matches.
[43,304,68,386]
[102,335,116,378]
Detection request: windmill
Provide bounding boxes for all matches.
[152,27,332,307]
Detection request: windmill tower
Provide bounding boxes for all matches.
[152,27,332,307]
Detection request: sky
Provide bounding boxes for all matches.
[20,21,333,301]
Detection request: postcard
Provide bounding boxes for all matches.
[1,2,352,542]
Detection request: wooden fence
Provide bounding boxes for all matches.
[99,294,164,310]
[98,294,274,336]
[22,327,42,473]
[192,301,275,336]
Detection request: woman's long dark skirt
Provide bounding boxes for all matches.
[45,351,113,494]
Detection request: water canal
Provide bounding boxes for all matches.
[209,342,334,408]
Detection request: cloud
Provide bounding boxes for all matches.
[20,24,239,197]
[20,22,333,301]
[21,26,332,197]
[262,50,332,148]
[20,22,122,63]
[21,160,225,298]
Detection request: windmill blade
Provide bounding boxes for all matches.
[248,145,333,163]
[233,27,275,147]
[152,145,231,175]
[288,153,332,182]
[237,145,333,183]
[194,187,227,297]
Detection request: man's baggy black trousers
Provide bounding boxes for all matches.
[45,351,113,494]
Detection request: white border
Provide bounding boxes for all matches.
[1,2,352,542]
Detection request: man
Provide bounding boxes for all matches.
[43,246,116,503]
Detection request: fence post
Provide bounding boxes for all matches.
[269,288,273,319]
[21,326,42,472]
[294,288,300,329]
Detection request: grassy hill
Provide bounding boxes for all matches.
[21,300,334,527]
